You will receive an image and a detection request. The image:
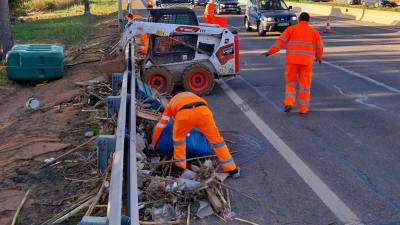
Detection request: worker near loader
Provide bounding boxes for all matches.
[204,0,227,27]
[126,14,149,55]
[264,12,323,115]
[152,92,240,178]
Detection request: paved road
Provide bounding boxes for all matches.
[193,9,400,225]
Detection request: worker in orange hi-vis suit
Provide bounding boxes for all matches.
[126,14,149,55]
[204,0,215,23]
[151,92,240,178]
[264,12,324,115]
[204,0,227,28]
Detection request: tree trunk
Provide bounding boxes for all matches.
[0,0,14,60]
[84,0,90,15]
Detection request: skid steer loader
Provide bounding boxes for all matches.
[118,8,240,96]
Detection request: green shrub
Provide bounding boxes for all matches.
[9,0,29,16]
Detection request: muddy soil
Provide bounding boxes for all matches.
[0,18,125,225]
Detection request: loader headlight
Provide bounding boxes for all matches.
[291,16,297,20]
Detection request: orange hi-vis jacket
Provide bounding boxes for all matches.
[152,92,237,172]
[152,92,207,147]
[204,2,215,21]
[268,21,324,65]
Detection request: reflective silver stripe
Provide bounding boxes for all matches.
[156,123,167,128]
[161,115,170,121]
[288,41,318,48]
[174,157,187,163]
[174,139,186,146]
[213,141,226,148]
[299,87,310,92]
[298,100,309,105]
[286,92,296,97]
[286,50,314,56]
[279,35,288,43]
[287,82,297,87]
[221,157,235,167]
[273,42,284,49]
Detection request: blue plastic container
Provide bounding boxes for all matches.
[156,122,213,158]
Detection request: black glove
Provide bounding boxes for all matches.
[261,52,269,57]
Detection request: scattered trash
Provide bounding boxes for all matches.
[43,157,55,164]
[84,131,94,137]
[152,204,177,222]
[25,97,40,110]
[196,201,213,219]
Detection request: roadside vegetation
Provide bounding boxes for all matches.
[12,0,119,45]
[288,0,400,11]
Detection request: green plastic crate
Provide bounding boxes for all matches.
[6,44,64,81]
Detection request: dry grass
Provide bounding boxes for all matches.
[28,0,84,11]
[0,63,12,86]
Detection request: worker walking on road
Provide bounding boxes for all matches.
[264,12,323,115]
[152,92,240,178]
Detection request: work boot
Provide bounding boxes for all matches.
[229,167,240,179]
[299,112,307,117]
[284,105,293,113]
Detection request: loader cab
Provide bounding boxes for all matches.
[147,8,200,64]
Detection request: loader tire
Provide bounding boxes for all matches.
[182,64,215,96]
[143,66,175,95]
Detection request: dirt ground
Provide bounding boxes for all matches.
[0,17,125,225]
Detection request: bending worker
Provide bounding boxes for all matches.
[152,92,240,178]
[264,12,323,115]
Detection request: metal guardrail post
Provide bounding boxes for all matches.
[112,73,123,95]
[96,135,116,171]
[107,96,121,117]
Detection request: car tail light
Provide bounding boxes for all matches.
[216,43,234,65]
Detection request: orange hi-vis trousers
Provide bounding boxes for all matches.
[173,106,236,172]
[284,64,312,114]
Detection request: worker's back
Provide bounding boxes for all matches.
[284,21,323,65]
[166,92,207,115]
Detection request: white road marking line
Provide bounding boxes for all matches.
[323,61,400,94]
[218,80,364,225]
[355,96,386,111]
[241,67,279,71]
[334,85,386,111]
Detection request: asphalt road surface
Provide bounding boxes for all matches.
[134,1,400,223]
[191,8,400,225]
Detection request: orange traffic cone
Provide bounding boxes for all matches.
[324,17,333,33]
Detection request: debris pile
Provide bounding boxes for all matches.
[137,156,236,224]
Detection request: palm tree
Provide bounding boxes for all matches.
[0,0,13,60]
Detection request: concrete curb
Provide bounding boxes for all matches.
[286,1,400,26]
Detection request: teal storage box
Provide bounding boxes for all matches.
[6,44,64,81]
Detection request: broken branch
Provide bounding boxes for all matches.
[11,189,31,225]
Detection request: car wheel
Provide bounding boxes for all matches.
[257,22,266,36]
[245,17,252,31]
